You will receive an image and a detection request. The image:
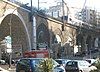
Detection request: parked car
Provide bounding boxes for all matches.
[55,59,71,67]
[85,59,96,64]
[16,58,65,72]
[65,60,97,72]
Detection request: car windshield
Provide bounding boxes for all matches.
[66,61,78,67]
[55,59,70,64]
[55,60,64,64]
[78,61,91,67]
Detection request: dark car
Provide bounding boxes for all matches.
[55,59,71,67]
[16,58,65,72]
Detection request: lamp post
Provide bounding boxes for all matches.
[6,9,14,70]
[9,22,12,70]
[30,0,37,50]
[62,0,65,31]
[5,36,12,70]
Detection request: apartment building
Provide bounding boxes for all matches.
[96,12,100,27]
[77,7,97,26]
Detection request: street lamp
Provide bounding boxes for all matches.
[6,10,14,70]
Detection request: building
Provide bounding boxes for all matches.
[77,7,97,26]
[46,2,69,20]
[96,12,100,27]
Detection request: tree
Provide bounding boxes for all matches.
[37,58,54,72]
[67,28,76,55]
[90,59,100,72]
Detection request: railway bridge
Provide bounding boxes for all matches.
[0,0,100,59]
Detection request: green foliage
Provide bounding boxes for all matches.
[90,59,100,72]
[37,58,54,72]
[90,70,99,72]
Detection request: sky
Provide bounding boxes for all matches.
[18,0,100,11]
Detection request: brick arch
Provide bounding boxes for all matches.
[0,9,31,51]
[36,23,50,47]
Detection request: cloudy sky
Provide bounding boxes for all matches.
[18,0,100,11]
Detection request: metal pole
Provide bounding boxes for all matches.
[85,44,88,58]
[8,15,12,70]
[8,8,16,70]
[62,0,65,23]
[30,0,33,51]
[33,16,37,50]
[62,0,65,31]
[90,50,91,58]
[63,1,69,18]
[38,0,39,10]
[31,0,32,13]
[10,22,12,70]
[30,0,37,50]
[8,53,11,69]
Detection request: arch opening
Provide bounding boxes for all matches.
[0,14,30,59]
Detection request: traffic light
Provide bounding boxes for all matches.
[62,24,64,31]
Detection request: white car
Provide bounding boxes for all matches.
[65,60,97,72]
[85,59,96,64]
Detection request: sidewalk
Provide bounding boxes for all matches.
[0,64,16,72]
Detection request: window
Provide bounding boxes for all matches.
[66,61,78,67]
[17,59,30,72]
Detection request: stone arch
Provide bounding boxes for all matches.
[0,9,31,51]
[36,23,50,47]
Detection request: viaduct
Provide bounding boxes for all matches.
[0,0,100,59]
